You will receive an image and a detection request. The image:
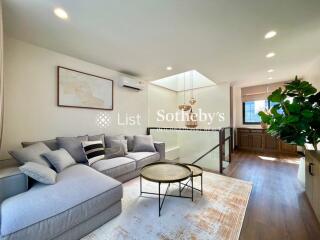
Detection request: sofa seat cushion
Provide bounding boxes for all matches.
[126,152,160,169]
[91,157,136,178]
[0,164,122,238]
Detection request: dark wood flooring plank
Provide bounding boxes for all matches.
[224,150,320,240]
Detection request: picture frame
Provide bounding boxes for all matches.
[57,66,113,110]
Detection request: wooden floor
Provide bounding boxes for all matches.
[224,150,320,240]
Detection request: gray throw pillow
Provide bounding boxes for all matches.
[133,135,156,152]
[19,162,57,185]
[105,135,125,148]
[110,139,128,154]
[125,136,134,152]
[88,134,106,147]
[21,139,59,151]
[42,149,76,173]
[105,146,125,159]
[56,136,88,163]
[9,142,51,167]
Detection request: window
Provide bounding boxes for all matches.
[243,100,268,124]
[243,100,284,124]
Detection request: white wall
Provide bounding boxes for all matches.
[1,37,148,159]
[177,84,230,168]
[148,84,178,153]
[148,82,231,166]
[304,57,320,90]
[177,84,230,129]
[233,64,320,132]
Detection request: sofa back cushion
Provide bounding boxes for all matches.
[42,149,76,172]
[9,142,51,167]
[125,136,134,152]
[133,135,156,152]
[56,136,88,163]
[110,139,128,154]
[105,135,125,148]
[21,139,59,151]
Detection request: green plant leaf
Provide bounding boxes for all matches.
[286,115,299,123]
[268,88,284,103]
[287,103,301,113]
[258,111,271,123]
[263,78,319,147]
[302,110,313,118]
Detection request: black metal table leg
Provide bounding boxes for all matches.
[158,182,161,217]
[191,176,193,202]
[201,174,203,196]
[140,176,142,196]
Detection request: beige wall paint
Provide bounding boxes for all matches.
[1,37,148,159]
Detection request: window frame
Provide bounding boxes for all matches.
[242,100,272,125]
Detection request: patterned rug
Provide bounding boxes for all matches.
[83,172,252,240]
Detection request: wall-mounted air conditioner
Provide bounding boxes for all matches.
[119,75,144,91]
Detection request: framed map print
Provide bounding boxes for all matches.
[57,66,113,110]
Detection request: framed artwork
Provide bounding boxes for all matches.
[57,66,113,110]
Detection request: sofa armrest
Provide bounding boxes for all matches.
[154,141,165,161]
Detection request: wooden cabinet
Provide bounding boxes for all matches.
[305,151,320,222]
[237,128,297,154]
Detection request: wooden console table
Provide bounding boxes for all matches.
[237,128,297,154]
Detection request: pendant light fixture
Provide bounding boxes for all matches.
[185,107,198,128]
[178,72,191,111]
[189,71,197,105]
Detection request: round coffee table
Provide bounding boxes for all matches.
[140,162,193,216]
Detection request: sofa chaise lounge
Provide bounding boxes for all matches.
[0,135,165,240]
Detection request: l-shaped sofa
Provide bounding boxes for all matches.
[0,135,165,240]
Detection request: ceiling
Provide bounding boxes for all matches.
[3,0,320,84]
[151,70,215,92]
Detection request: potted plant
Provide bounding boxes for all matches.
[258,76,320,184]
[259,76,319,150]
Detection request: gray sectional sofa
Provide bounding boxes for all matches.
[0,135,165,240]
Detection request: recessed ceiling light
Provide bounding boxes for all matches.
[54,8,68,20]
[266,52,276,58]
[268,77,273,80]
[166,66,173,71]
[267,69,275,73]
[265,31,277,39]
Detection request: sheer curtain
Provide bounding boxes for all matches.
[0,2,4,148]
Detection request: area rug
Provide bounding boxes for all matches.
[83,172,252,240]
